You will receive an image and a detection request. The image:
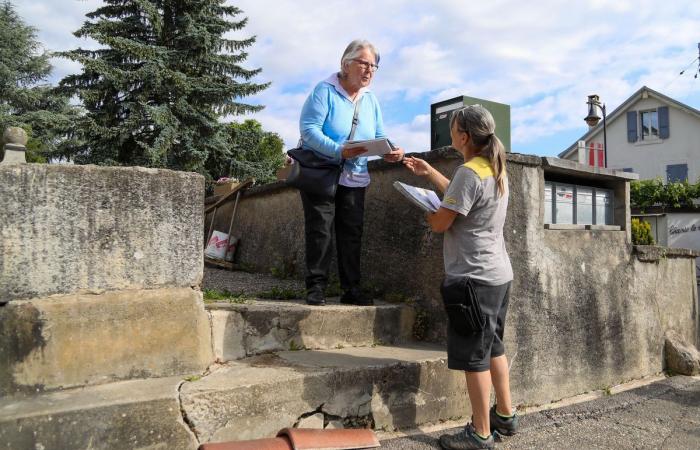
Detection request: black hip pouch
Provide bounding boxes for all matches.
[440,276,486,336]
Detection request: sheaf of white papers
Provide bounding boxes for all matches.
[344,138,394,157]
[393,181,441,213]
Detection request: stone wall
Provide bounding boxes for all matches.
[2,165,204,301]
[206,149,699,406]
[1,164,213,396]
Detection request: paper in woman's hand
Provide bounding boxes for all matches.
[344,138,395,157]
[393,181,441,213]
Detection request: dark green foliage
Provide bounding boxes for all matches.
[202,288,251,304]
[630,179,700,210]
[0,1,79,161]
[57,0,270,178]
[631,218,655,245]
[211,119,285,184]
[257,287,305,300]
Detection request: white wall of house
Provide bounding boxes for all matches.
[583,96,700,183]
[635,212,700,281]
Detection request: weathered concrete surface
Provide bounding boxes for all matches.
[208,299,415,361]
[1,164,204,302]
[381,375,700,450]
[180,344,468,443]
[0,288,213,395]
[0,376,197,450]
[213,149,700,408]
[665,330,700,375]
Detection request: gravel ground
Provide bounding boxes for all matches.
[202,267,304,295]
[381,375,700,450]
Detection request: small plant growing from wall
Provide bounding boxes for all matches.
[631,218,655,245]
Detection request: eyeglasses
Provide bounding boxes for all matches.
[353,59,379,72]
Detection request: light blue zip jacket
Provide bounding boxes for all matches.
[299,75,386,184]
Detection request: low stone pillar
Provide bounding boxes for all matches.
[1,127,28,164]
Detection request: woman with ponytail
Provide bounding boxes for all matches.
[403,105,517,449]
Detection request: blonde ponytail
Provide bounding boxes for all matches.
[450,105,508,196]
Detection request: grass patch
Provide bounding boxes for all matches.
[203,289,252,304]
[382,291,414,304]
[183,375,201,382]
[412,309,428,341]
[324,280,343,297]
[257,287,305,300]
[289,340,306,351]
[270,259,297,279]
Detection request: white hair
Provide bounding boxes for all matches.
[340,39,380,76]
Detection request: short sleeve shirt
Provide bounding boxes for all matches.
[441,157,513,286]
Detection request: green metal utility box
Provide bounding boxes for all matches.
[430,95,511,152]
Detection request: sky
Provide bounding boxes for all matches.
[14,0,700,157]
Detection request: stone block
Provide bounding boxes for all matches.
[0,164,204,302]
[0,376,197,450]
[665,330,700,375]
[297,413,324,429]
[0,288,213,395]
[207,300,415,361]
[180,344,468,443]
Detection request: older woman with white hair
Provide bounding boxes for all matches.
[297,39,404,306]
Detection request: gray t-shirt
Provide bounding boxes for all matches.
[441,157,513,286]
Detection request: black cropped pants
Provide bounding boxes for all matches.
[300,185,366,292]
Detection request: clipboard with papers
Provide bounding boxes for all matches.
[344,138,396,157]
[393,181,442,213]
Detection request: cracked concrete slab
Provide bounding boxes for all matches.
[0,376,198,450]
[207,299,415,362]
[180,343,468,444]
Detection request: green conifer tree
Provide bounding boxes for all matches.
[58,0,269,176]
[0,1,78,162]
[212,119,285,184]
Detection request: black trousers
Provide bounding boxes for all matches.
[300,185,366,292]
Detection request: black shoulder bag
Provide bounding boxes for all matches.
[285,98,362,198]
[440,276,486,336]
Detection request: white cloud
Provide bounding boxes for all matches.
[15,0,700,155]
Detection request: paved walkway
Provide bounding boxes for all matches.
[381,375,700,449]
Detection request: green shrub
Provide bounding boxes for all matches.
[631,179,700,210]
[631,218,655,245]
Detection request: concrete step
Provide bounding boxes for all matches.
[0,376,197,450]
[207,298,416,361]
[0,344,466,449]
[180,343,468,444]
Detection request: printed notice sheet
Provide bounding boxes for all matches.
[393,181,441,213]
[344,138,396,157]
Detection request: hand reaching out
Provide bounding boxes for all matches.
[402,156,433,177]
[382,146,405,163]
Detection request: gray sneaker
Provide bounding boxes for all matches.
[489,405,519,436]
[439,423,494,450]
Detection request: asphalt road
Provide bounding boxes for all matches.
[381,375,700,449]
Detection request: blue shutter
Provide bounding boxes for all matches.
[666,164,688,183]
[626,111,638,142]
[658,106,670,139]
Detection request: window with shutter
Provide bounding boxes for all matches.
[658,106,670,139]
[626,111,638,142]
[666,164,688,183]
[640,110,659,140]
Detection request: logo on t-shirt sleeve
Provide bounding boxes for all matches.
[443,196,457,205]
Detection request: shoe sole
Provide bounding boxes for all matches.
[493,428,517,437]
[306,300,325,306]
